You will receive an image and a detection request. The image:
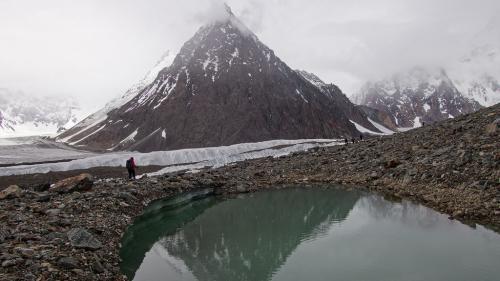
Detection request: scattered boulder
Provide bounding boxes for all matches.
[385,159,401,169]
[67,228,102,250]
[91,259,105,274]
[14,247,35,258]
[45,209,62,217]
[0,185,22,200]
[49,174,94,194]
[0,228,9,242]
[2,259,19,268]
[33,183,51,192]
[117,192,137,202]
[36,193,52,202]
[485,119,499,135]
[57,257,79,269]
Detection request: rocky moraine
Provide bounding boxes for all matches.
[0,104,498,280]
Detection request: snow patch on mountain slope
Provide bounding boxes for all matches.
[0,139,341,176]
[367,118,395,135]
[349,120,385,136]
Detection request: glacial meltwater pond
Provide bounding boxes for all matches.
[120,187,500,281]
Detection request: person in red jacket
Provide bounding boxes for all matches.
[126,157,137,180]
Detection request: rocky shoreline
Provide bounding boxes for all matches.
[0,104,498,280]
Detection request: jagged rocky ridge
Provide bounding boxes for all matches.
[354,67,483,128]
[58,6,387,152]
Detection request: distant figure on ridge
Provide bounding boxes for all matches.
[360,134,363,141]
[126,157,137,180]
[344,138,348,145]
[351,138,356,144]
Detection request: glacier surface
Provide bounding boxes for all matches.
[0,139,341,177]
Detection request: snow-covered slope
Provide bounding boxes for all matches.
[57,51,175,143]
[0,89,82,137]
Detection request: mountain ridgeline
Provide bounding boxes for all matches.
[354,67,483,128]
[58,6,386,152]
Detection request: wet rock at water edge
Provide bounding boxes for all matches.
[67,228,102,250]
[236,184,249,193]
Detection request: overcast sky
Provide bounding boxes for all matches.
[0,0,498,113]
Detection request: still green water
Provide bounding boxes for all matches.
[120,187,500,281]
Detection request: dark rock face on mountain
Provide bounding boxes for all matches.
[59,7,379,152]
[354,67,483,128]
[296,70,384,134]
[357,105,398,131]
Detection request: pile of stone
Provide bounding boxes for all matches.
[0,104,498,280]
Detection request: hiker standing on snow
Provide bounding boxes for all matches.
[126,157,137,180]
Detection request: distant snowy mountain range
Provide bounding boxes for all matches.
[353,67,483,128]
[353,17,499,127]
[0,89,82,137]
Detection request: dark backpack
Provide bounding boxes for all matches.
[126,159,131,169]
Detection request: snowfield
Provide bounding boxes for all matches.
[0,139,342,177]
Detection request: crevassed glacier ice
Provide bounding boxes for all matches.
[0,139,341,177]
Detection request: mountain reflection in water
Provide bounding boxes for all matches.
[121,187,500,281]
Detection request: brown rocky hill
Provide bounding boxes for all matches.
[58,6,384,152]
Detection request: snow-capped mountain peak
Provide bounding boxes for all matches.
[59,5,381,152]
[354,67,482,128]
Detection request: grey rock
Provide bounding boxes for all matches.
[36,193,52,202]
[2,259,19,267]
[236,184,248,193]
[57,256,79,269]
[15,247,35,257]
[92,259,105,274]
[0,228,9,243]
[67,228,102,250]
[45,209,61,217]
[117,192,137,202]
